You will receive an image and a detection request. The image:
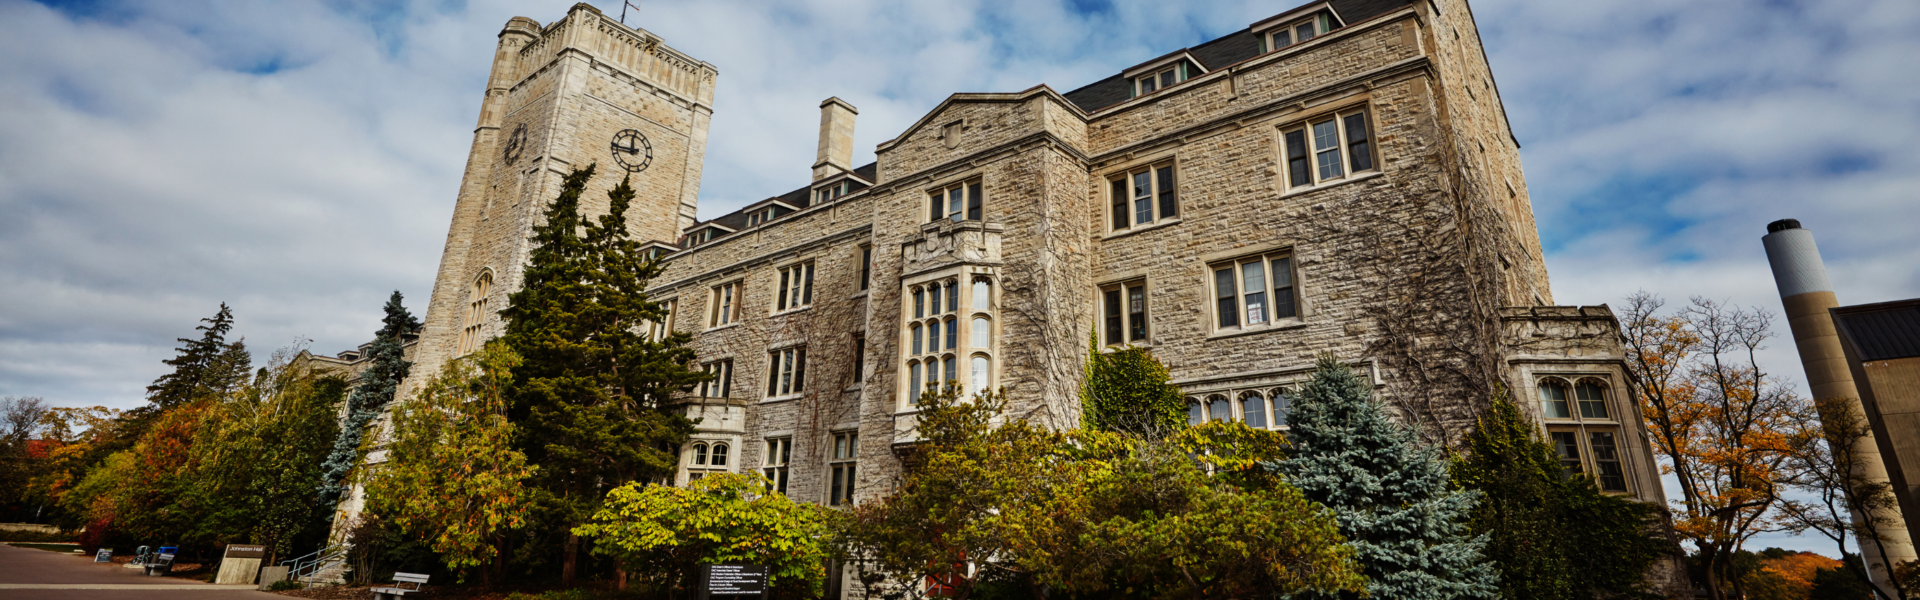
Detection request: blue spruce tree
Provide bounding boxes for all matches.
[1278,355,1498,600]
[317,291,420,518]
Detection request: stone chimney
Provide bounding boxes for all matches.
[813,97,857,181]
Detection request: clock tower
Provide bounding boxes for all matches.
[406,3,716,399]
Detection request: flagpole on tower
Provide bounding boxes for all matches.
[619,0,641,25]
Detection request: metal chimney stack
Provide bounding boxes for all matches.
[1762,219,1914,585]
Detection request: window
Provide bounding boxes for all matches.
[1263,14,1329,52]
[1207,395,1231,422]
[1188,387,1295,429]
[457,271,493,356]
[1283,108,1375,188]
[829,431,858,506]
[1187,399,1205,426]
[1240,391,1267,428]
[852,335,867,383]
[1212,253,1299,330]
[1133,61,1191,97]
[767,346,807,397]
[763,437,791,494]
[708,281,742,327]
[747,207,777,227]
[928,180,984,223]
[776,261,816,311]
[644,298,678,341]
[685,441,730,484]
[1539,377,1630,493]
[1100,280,1150,345]
[859,245,873,291]
[698,360,733,398]
[904,274,995,404]
[1108,163,1177,231]
[815,180,852,204]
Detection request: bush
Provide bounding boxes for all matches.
[267,579,303,591]
[0,529,78,543]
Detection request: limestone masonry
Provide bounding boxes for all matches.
[332,1,1684,591]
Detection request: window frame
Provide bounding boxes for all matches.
[901,271,997,407]
[1186,386,1297,429]
[1536,376,1632,494]
[644,298,678,341]
[1099,279,1151,346]
[828,431,859,506]
[926,179,984,223]
[763,437,791,494]
[708,280,743,328]
[1262,14,1328,52]
[775,261,817,312]
[1132,61,1190,97]
[1281,106,1378,189]
[457,270,494,356]
[858,244,873,291]
[1106,161,1179,233]
[683,440,732,485]
[1209,252,1301,333]
[698,359,733,398]
[767,345,808,398]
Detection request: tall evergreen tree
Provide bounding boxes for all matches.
[318,292,420,515]
[502,165,707,585]
[1452,394,1668,600]
[1278,356,1498,600]
[146,303,237,409]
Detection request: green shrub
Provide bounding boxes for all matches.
[0,530,77,543]
[267,579,303,591]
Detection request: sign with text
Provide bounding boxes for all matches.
[224,544,267,559]
[699,563,767,598]
[94,549,112,562]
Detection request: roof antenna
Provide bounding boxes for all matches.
[619,0,641,26]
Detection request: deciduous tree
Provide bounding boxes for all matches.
[577,473,833,598]
[368,340,533,583]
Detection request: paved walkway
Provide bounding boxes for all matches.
[0,543,285,599]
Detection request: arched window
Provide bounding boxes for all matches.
[973,279,991,310]
[927,320,941,352]
[972,317,990,348]
[945,281,959,312]
[1575,380,1609,419]
[971,355,990,395]
[908,361,922,398]
[457,271,493,356]
[1240,391,1267,428]
[914,287,926,318]
[1271,388,1294,427]
[943,356,957,386]
[692,443,709,466]
[1208,394,1231,422]
[930,285,944,315]
[710,444,729,467]
[1538,379,1571,419]
[911,324,924,355]
[944,318,958,350]
[1187,398,1205,426]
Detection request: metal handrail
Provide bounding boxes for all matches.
[281,543,348,585]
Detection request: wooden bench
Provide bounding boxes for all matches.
[373,572,430,600]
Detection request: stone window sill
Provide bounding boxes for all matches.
[771,305,813,318]
[1101,217,1184,241]
[1206,318,1309,341]
[704,322,744,334]
[760,393,803,405]
[1279,170,1385,199]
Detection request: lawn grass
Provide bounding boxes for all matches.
[8,542,83,553]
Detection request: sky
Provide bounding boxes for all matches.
[1,0,1915,553]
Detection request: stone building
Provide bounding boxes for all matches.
[368,0,1679,589]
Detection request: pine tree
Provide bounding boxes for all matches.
[1451,394,1668,600]
[146,303,238,409]
[317,291,420,515]
[1278,355,1498,600]
[502,165,706,585]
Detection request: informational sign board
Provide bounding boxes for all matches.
[698,563,768,599]
[224,544,267,559]
[94,549,113,562]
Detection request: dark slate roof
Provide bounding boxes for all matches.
[1061,0,1414,113]
[679,161,878,247]
[1834,299,1920,362]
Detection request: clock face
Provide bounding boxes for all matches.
[503,123,527,164]
[611,129,653,173]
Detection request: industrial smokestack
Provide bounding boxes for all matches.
[1763,219,1914,586]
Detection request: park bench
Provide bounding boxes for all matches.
[373,572,430,600]
[143,553,175,577]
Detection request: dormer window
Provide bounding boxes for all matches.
[747,207,776,227]
[1253,5,1341,54]
[1132,60,1198,97]
[814,180,852,204]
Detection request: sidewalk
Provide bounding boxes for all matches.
[0,543,286,599]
